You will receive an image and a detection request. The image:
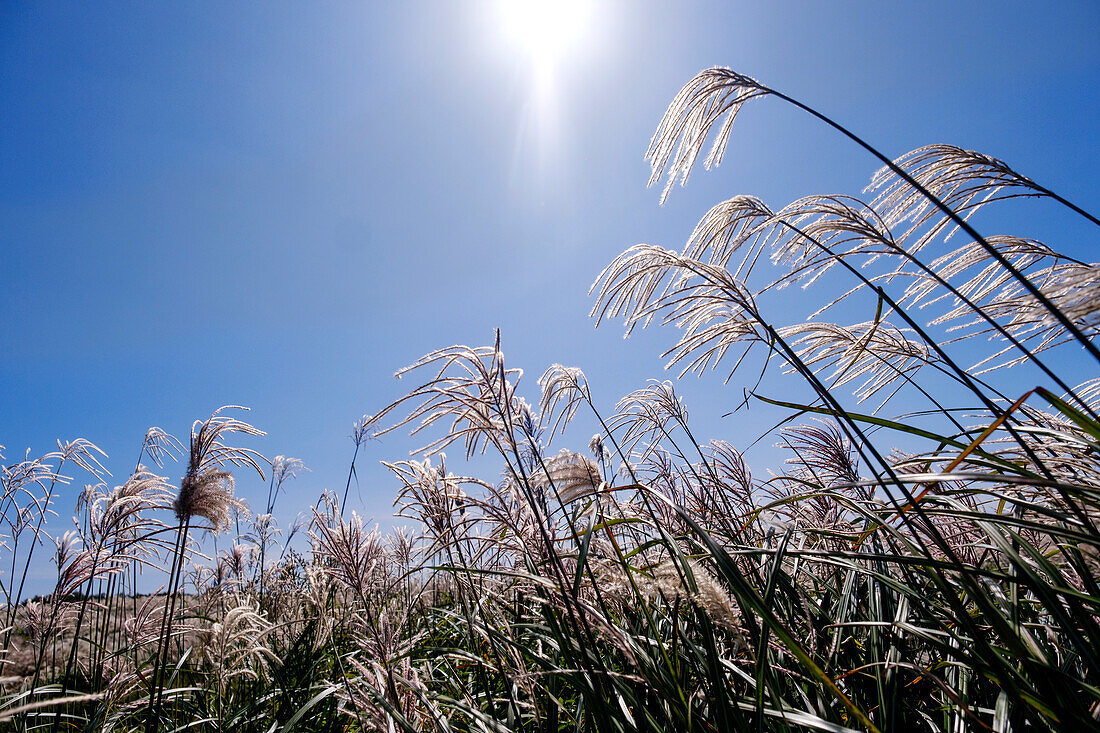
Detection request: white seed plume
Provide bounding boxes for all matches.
[647,68,770,203]
[865,144,1046,249]
[778,320,933,406]
[538,364,590,442]
[530,450,604,505]
[174,406,265,531]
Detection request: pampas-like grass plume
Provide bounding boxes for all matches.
[647,68,770,203]
[529,449,604,505]
[174,406,265,530]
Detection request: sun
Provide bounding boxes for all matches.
[498,0,591,73]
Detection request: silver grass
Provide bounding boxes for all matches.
[649,66,1100,365]
[1033,262,1100,329]
[309,507,390,603]
[1,441,105,539]
[662,297,762,380]
[56,439,109,481]
[97,656,144,709]
[777,320,934,406]
[703,440,753,500]
[763,479,866,553]
[637,68,1100,386]
[139,427,184,469]
[647,68,770,204]
[251,513,280,548]
[52,530,110,599]
[1075,378,1100,412]
[351,414,373,447]
[13,600,58,646]
[215,543,254,589]
[269,454,306,485]
[597,553,747,641]
[683,440,759,533]
[183,406,265,477]
[875,235,1099,371]
[75,482,100,516]
[861,146,1100,365]
[591,244,764,380]
[7,63,1088,726]
[898,235,1061,313]
[1,448,72,677]
[196,596,274,694]
[682,195,774,276]
[188,562,216,594]
[89,467,173,547]
[781,421,863,494]
[366,341,528,459]
[482,472,555,562]
[514,395,542,461]
[16,600,75,676]
[341,605,429,732]
[981,405,1100,488]
[121,596,165,649]
[175,468,242,531]
[589,433,612,465]
[885,426,1100,567]
[2,450,63,517]
[147,407,265,722]
[266,454,307,513]
[386,527,417,592]
[174,406,265,530]
[302,563,336,649]
[538,364,590,442]
[609,380,690,459]
[228,542,253,578]
[67,465,173,653]
[763,194,900,292]
[637,444,681,497]
[759,422,881,552]
[632,446,693,530]
[651,557,745,636]
[912,497,990,569]
[865,144,1051,249]
[528,449,604,505]
[994,260,1100,334]
[210,554,232,591]
[386,457,480,531]
[954,259,1100,373]
[0,694,107,723]
[592,244,755,332]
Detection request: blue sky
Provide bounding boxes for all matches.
[2,2,1098,590]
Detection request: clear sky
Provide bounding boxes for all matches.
[2,2,1098,591]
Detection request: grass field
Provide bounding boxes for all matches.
[2,67,1099,732]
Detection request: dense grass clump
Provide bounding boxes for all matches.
[2,68,1098,732]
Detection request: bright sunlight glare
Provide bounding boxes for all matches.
[498,0,591,73]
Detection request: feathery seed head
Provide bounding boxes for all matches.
[648,67,770,203]
[351,414,373,447]
[174,406,264,529]
[531,449,604,505]
[539,364,590,441]
[270,455,307,488]
[175,468,242,531]
[140,427,185,468]
[589,433,612,464]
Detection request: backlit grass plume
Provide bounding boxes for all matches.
[147,407,266,730]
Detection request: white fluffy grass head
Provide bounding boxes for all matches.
[173,406,265,530]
